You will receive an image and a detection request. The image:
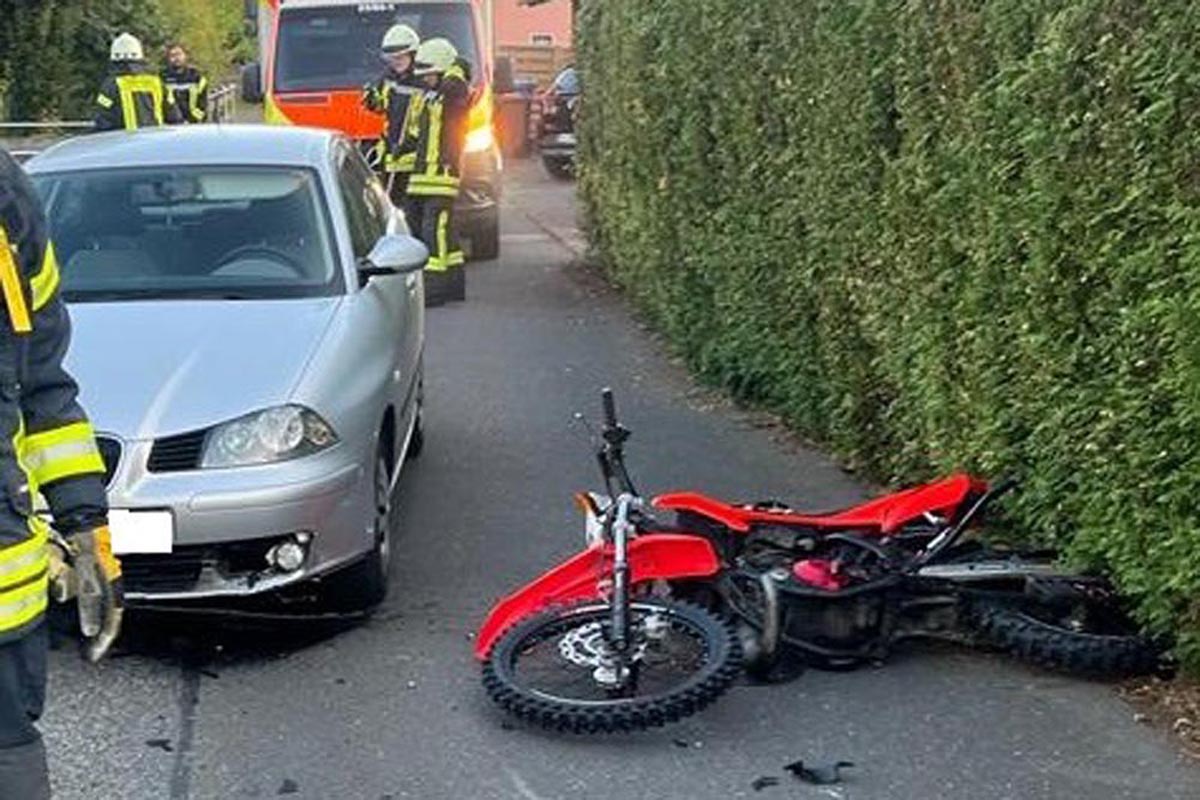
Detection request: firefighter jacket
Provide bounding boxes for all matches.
[0,150,109,643]
[407,60,472,198]
[363,69,425,174]
[162,65,209,124]
[95,63,182,131]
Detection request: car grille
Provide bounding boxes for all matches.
[147,429,208,473]
[121,551,203,594]
[121,536,295,595]
[95,436,121,488]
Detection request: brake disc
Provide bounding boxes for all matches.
[557,619,652,686]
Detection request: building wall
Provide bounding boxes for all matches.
[492,0,573,47]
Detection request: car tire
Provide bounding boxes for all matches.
[448,266,466,302]
[406,381,425,461]
[327,441,393,610]
[469,208,500,262]
[542,156,574,181]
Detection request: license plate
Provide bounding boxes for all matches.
[109,510,174,555]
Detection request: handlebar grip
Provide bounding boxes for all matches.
[601,388,617,428]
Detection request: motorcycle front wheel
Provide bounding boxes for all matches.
[483,599,742,733]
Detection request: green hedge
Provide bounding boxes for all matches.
[577,0,1200,669]
[0,0,248,122]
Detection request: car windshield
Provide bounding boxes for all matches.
[275,3,480,93]
[553,68,579,95]
[33,167,341,302]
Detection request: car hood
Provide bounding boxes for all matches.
[65,298,342,440]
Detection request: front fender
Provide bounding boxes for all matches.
[473,534,721,660]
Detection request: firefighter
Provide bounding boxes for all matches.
[362,24,423,209]
[0,148,123,798]
[408,37,471,304]
[162,43,210,124]
[95,32,183,131]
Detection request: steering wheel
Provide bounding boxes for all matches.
[213,245,305,278]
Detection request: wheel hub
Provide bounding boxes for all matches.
[557,620,651,686]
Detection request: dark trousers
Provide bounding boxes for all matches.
[409,196,463,272]
[0,624,49,799]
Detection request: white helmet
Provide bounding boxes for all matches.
[414,38,458,76]
[382,24,420,55]
[110,32,145,63]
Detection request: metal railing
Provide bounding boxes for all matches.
[208,83,237,123]
[0,82,238,135]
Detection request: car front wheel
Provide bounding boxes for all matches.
[327,441,393,610]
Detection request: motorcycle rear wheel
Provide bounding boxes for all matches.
[483,599,742,733]
[967,597,1163,677]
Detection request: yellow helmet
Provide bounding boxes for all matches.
[382,24,420,55]
[414,38,458,77]
[110,32,145,62]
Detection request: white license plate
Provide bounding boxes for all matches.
[109,510,174,555]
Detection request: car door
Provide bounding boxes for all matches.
[335,145,421,446]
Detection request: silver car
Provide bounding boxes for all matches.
[26,125,427,610]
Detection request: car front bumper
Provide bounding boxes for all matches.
[101,441,373,602]
[538,132,577,160]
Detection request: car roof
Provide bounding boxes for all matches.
[25,125,342,175]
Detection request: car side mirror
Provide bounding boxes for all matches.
[359,235,428,283]
[241,62,263,104]
[494,56,516,95]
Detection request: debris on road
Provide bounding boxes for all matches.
[1122,677,1200,759]
[784,759,856,785]
[751,776,780,791]
[144,738,174,753]
[278,778,300,795]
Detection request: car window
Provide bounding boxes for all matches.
[276,3,481,93]
[33,166,341,302]
[553,68,579,95]
[338,150,387,260]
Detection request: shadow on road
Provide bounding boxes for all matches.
[48,603,367,669]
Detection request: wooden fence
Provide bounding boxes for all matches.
[497,44,574,89]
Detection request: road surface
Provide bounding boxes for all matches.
[43,159,1200,800]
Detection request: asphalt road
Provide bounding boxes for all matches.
[43,160,1200,800]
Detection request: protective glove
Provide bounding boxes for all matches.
[50,527,124,662]
[48,535,75,602]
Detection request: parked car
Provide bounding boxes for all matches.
[537,66,579,180]
[26,125,428,611]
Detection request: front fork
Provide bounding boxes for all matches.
[608,494,634,652]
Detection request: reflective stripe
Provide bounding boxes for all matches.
[0,531,48,592]
[30,241,60,312]
[23,422,105,486]
[426,210,463,272]
[385,152,417,173]
[116,74,165,129]
[97,93,115,109]
[429,209,450,272]
[406,183,459,198]
[422,99,444,177]
[0,226,32,334]
[407,171,460,198]
[191,77,207,121]
[0,571,48,634]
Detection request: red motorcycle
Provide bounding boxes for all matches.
[477,391,1161,732]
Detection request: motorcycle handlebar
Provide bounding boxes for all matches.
[602,388,617,429]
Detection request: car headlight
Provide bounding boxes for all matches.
[200,405,338,468]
